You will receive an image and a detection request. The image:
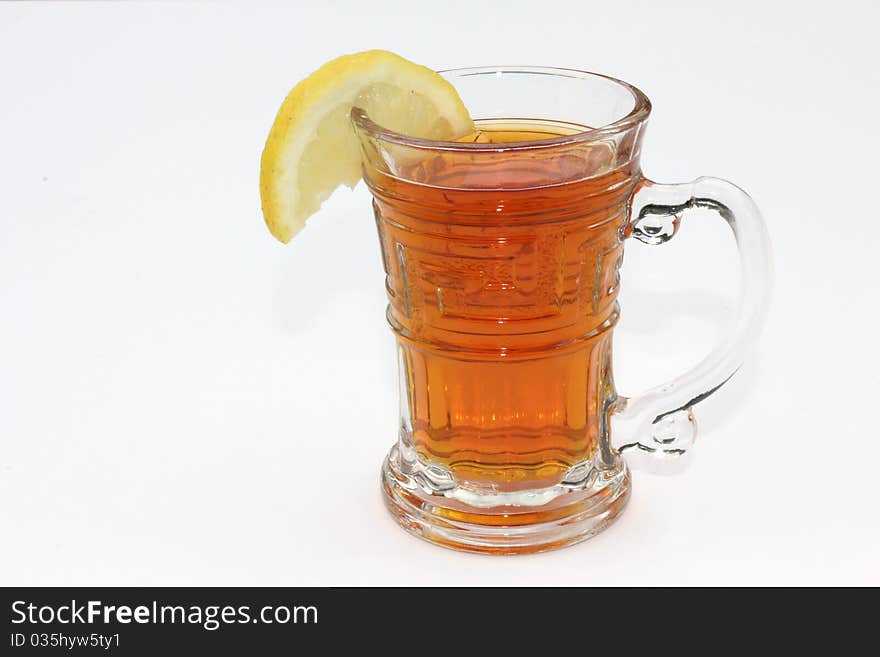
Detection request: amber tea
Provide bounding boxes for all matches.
[369,119,637,490]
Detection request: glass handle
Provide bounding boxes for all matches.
[610,176,773,473]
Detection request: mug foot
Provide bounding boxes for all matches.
[380,445,631,555]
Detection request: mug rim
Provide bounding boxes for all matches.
[350,66,652,152]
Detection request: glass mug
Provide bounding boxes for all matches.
[351,67,772,554]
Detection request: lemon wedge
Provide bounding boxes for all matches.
[259,50,473,243]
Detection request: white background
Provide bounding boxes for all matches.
[1,0,878,586]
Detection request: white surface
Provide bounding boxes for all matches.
[1,0,878,586]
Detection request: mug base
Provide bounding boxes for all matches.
[380,445,631,555]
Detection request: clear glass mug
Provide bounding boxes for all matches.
[352,67,772,554]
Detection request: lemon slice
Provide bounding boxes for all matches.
[259,50,473,243]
